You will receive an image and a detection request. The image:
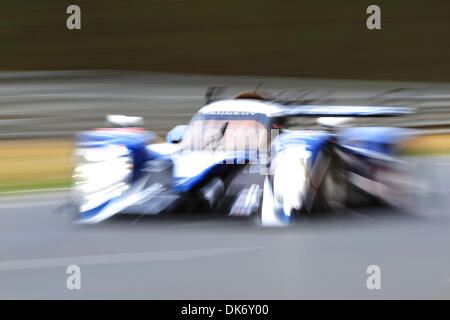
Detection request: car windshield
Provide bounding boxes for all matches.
[181,118,269,152]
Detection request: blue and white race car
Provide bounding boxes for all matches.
[70,89,414,226]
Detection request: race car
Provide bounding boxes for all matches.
[70,88,414,225]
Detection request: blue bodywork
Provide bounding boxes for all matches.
[75,128,264,221]
[75,129,156,221]
[171,149,264,193]
[271,130,333,165]
[267,126,410,223]
[271,127,410,160]
[76,129,154,181]
[338,127,411,155]
[166,125,189,144]
[73,101,413,224]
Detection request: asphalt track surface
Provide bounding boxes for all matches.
[0,156,449,299]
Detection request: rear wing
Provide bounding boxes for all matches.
[273,105,414,118]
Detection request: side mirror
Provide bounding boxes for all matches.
[317,117,353,129]
[166,125,188,144]
[106,114,144,127]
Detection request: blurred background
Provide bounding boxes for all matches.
[0,0,449,193]
[2,0,450,80]
[0,0,450,299]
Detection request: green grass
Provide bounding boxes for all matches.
[400,149,450,157]
[0,138,73,194]
[0,179,71,194]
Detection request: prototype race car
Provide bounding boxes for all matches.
[70,88,414,225]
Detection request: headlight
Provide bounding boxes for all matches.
[72,145,133,212]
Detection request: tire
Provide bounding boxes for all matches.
[321,167,347,212]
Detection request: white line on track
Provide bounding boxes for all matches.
[0,191,67,210]
[0,201,62,210]
[0,247,256,271]
[0,197,64,210]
